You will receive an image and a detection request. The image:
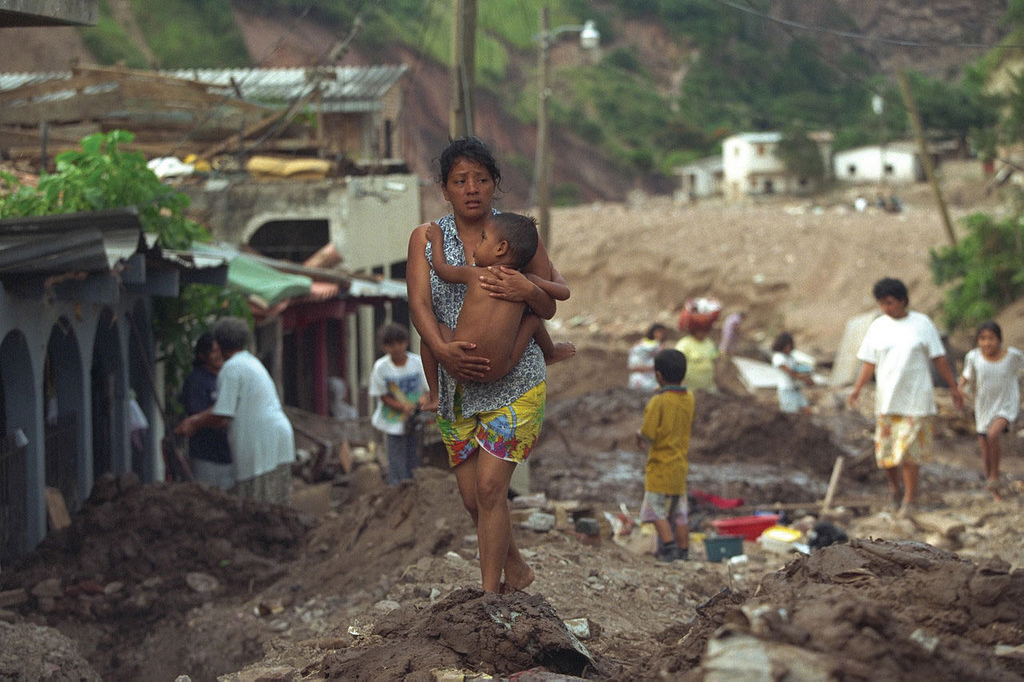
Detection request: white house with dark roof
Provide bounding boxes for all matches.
[722,131,833,200]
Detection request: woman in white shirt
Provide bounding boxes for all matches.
[848,278,964,517]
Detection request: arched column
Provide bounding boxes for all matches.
[1,330,38,561]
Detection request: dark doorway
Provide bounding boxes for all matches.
[249,219,330,263]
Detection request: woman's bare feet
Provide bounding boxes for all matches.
[501,563,535,593]
[545,342,576,366]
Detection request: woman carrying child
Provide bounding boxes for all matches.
[406,137,568,593]
[958,320,1024,500]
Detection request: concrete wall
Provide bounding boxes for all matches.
[184,173,421,275]
[0,277,152,560]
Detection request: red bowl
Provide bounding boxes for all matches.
[711,514,780,541]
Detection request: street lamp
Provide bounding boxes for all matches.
[532,10,599,247]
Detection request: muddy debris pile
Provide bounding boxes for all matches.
[643,538,1024,680]
[309,588,599,681]
[1,472,313,620]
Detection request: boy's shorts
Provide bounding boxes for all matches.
[639,491,689,526]
[437,382,545,467]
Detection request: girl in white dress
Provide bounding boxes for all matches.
[958,320,1024,500]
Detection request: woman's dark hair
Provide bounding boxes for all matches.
[976,320,1002,342]
[872,277,909,305]
[654,349,687,384]
[437,136,502,189]
[646,323,669,340]
[771,332,795,353]
[193,332,215,367]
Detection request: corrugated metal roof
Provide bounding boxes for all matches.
[0,65,407,112]
[0,208,143,274]
[0,208,229,282]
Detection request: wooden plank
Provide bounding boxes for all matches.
[0,91,123,126]
[821,456,845,513]
[44,486,71,531]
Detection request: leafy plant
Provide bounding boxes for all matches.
[0,130,249,411]
[775,127,826,188]
[930,210,1024,329]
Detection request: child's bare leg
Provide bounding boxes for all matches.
[529,316,575,365]
[653,518,675,545]
[675,522,690,551]
[421,325,454,412]
[985,419,1007,499]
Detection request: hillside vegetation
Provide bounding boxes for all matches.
[73,0,1012,196]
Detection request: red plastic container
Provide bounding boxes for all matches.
[711,514,780,542]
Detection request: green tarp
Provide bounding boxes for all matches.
[227,253,311,306]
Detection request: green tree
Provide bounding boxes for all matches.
[0,130,249,412]
[930,212,1024,329]
[774,128,825,189]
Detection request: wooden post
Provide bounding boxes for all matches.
[534,6,552,247]
[449,0,476,138]
[821,456,845,513]
[898,71,956,246]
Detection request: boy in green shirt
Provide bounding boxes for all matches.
[635,349,696,562]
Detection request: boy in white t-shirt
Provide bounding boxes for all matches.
[369,323,431,485]
[848,278,964,518]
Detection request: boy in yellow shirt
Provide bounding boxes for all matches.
[635,349,696,561]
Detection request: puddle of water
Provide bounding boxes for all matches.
[538,448,829,505]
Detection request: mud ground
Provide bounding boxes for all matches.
[6,184,1024,680]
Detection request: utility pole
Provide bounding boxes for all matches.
[534,5,552,246]
[450,0,476,139]
[898,70,956,247]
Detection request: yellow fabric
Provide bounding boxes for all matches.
[675,335,719,391]
[640,386,695,495]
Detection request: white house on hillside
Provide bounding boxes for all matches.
[722,131,833,200]
[833,142,924,185]
[673,156,724,202]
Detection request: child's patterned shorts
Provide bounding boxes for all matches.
[639,491,689,525]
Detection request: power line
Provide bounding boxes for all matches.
[714,0,1012,50]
